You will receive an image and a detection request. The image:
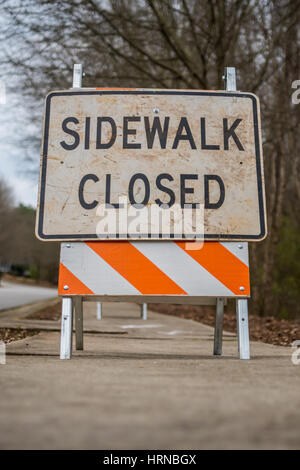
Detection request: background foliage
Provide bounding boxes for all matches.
[0,0,299,317]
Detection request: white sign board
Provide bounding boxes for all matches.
[36,89,266,241]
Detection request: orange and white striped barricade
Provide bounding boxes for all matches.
[58,240,250,359]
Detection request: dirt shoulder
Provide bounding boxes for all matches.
[0,328,38,344]
[148,303,300,347]
[0,298,60,343]
[26,302,61,321]
[27,300,300,347]
[2,297,299,347]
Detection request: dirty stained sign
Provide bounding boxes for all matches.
[36,89,266,241]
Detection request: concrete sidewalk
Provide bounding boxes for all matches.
[0,301,299,449]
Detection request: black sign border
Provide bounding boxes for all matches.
[37,90,266,241]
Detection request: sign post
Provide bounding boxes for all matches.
[141,303,147,321]
[59,67,82,359]
[96,301,102,320]
[213,67,250,359]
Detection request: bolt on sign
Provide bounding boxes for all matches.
[36,89,267,241]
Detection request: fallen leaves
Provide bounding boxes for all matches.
[148,304,300,347]
[0,328,38,344]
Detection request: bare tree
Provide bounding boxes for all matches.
[1,0,299,315]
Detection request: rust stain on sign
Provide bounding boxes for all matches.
[36,89,267,241]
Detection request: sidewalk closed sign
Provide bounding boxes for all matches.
[36,89,266,241]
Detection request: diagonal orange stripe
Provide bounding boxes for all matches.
[176,242,250,296]
[58,263,94,295]
[86,241,187,295]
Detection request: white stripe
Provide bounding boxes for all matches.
[61,243,140,295]
[221,242,249,266]
[131,241,234,296]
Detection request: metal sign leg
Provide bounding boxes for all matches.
[141,303,147,320]
[74,297,83,350]
[236,299,250,360]
[59,64,82,360]
[60,297,73,360]
[213,298,224,355]
[97,302,102,320]
[224,66,250,361]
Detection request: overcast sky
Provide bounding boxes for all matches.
[0,9,39,208]
[0,89,39,207]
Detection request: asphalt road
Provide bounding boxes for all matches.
[0,281,57,310]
